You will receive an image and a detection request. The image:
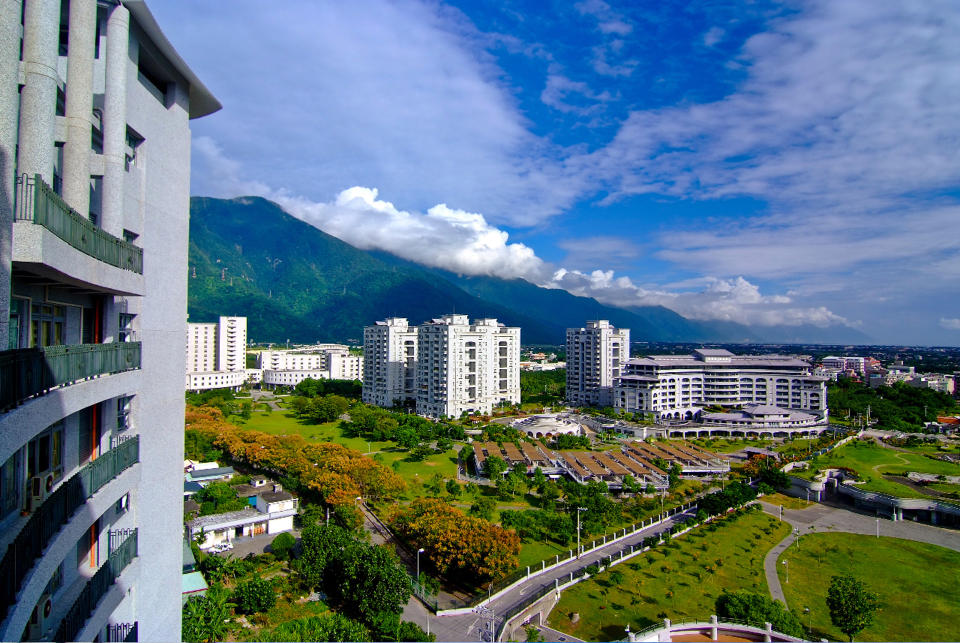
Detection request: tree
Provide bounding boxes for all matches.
[446,479,463,498]
[335,545,412,624]
[233,577,276,614]
[826,575,880,641]
[297,524,354,590]
[484,455,507,479]
[716,591,803,638]
[270,531,296,561]
[182,586,232,643]
[256,613,370,642]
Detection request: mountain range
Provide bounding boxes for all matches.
[187,196,869,346]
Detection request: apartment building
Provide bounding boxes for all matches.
[416,315,520,418]
[185,316,246,392]
[566,320,630,407]
[363,315,521,418]
[259,345,363,389]
[0,2,219,641]
[616,349,827,421]
[362,317,417,408]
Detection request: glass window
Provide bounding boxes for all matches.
[30,304,65,348]
[0,451,21,519]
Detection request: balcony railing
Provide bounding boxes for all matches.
[14,173,143,274]
[0,436,139,621]
[55,529,138,642]
[0,341,141,411]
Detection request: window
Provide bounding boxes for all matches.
[31,304,65,347]
[8,297,27,350]
[115,493,129,516]
[118,313,136,342]
[26,425,64,483]
[1,451,21,519]
[116,395,133,431]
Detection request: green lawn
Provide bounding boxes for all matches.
[238,411,395,453]
[689,437,774,454]
[549,510,791,641]
[798,440,960,499]
[518,539,571,569]
[778,533,960,641]
[761,492,813,510]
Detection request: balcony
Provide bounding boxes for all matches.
[0,342,141,411]
[55,529,138,642]
[13,175,143,294]
[0,436,139,622]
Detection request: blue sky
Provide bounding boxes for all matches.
[153,0,960,345]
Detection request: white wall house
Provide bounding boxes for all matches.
[258,345,363,388]
[186,488,297,550]
[0,2,220,640]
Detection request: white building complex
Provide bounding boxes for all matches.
[185,316,247,391]
[0,2,219,641]
[363,315,521,418]
[566,320,630,408]
[258,344,363,389]
[616,349,828,436]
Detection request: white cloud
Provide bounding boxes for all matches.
[703,26,725,47]
[940,318,960,331]
[540,74,613,115]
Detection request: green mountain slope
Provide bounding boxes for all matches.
[188,197,557,342]
[188,196,870,346]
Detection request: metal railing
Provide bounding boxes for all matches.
[0,437,139,621]
[107,621,138,642]
[14,173,143,273]
[0,341,141,411]
[55,529,138,642]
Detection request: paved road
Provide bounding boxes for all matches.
[759,500,960,608]
[406,507,698,641]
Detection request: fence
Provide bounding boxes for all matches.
[15,173,143,273]
[0,437,140,621]
[55,529,138,642]
[0,341,142,411]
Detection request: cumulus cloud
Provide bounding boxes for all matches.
[940,318,960,331]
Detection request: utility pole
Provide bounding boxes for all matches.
[576,507,587,558]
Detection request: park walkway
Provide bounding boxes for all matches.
[759,500,960,608]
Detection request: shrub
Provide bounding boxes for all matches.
[271,532,296,560]
[233,578,276,614]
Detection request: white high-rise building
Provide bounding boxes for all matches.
[566,320,630,407]
[416,315,520,418]
[185,316,247,391]
[362,318,417,407]
[0,2,219,640]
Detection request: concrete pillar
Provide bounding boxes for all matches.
[0,0,24,350]
[764,622,772,642]
[61,0,96,215]
[710,615,718,641]
[17,0,61,184]
[101,3,128,237]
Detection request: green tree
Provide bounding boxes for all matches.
[469,495,496,521]
[270,531,296,561]
[525,625,544,642]
[335,544,412,624]
[826,575,881,641]
[233,577,276,614]
[255,613,370,642]
[716,591,803,638]
[484,455,507,479]
[446,479,463,498]
[297,523,354,589]
[182,586,232,643]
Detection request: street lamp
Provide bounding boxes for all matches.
[416,548,425,588]
[782,559,789,584]
[576,507,587,558]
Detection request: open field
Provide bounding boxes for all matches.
[238,411,396,453]
[761,492,813,510]
[689,437,774,454]
[549,510,790,642]
[778,533,960,642]
[792,439,960,500]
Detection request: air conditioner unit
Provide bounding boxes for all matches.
[27,593,53,640]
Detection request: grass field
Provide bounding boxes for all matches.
[778,533,960,642]
[549,510,791,641]
[795,439,960,499]
[238,411,396,453]
[761,492,813,510]
[689,437,774,454]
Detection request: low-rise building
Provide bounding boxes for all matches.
[185,484,297,550]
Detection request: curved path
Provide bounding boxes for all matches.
[396,507,697,642]
[759,500,960,608]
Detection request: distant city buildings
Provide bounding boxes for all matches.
[258,344,363,388]
[186,316,249,391]
[363,315,521,418]
[566,320,630,407]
